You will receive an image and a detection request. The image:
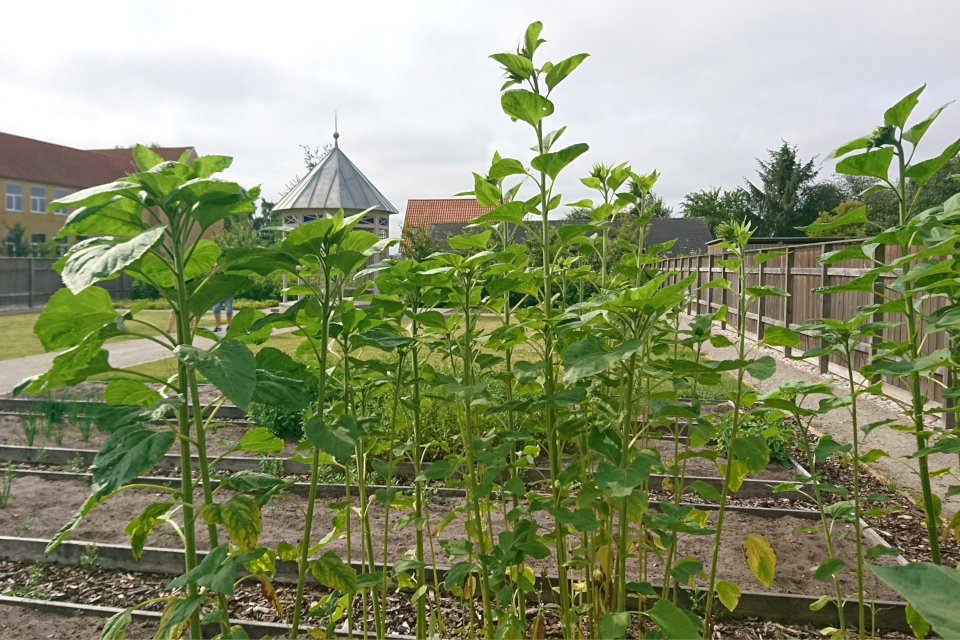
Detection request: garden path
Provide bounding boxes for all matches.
[684,315,960,518]
[0,335,214,395]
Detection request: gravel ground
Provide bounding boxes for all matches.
[686,315,960,518]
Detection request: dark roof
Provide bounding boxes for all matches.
[644,217,713,256]
[0,131,196,189]
[429,217,713,258]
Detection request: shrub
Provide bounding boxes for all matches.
[128,280,160,300]
[248,402,307,440]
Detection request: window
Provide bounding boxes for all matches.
[5,183,22,211]
[31,232,47,245]
[30,186,47,213]
[302,214,317,223]
[378,229,388,240]
[53,188,70,215]
[378,217,388,227]
[360,216,375,225]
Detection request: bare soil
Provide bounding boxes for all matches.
[0,476,899,601]
[0,416,295,459]
[0,602,158,640]
[647,437,799,481]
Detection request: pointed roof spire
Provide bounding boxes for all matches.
[333,111,339,148]
[273,128,398,215]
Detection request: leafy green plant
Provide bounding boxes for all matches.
[805,85,960,565]
[0,468,14,508]
[80,544,100,573]
[257,453,284,477]
[716,411,793,467]
[21,147,295,640]
[20,411,40,446]
[65,453,85,473]
[44,412,68,446]
[38,394,67,426]
[699,220,783,637]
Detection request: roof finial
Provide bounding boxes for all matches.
[333,111,339,148]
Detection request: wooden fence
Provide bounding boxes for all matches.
[660,240,955,426]
[0,258,133,310]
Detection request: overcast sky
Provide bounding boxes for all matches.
[3,1,959,235]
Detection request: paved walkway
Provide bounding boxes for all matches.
[685,315,959,516]
[0,336,214,395]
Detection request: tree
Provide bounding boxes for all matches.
[745,141,818,236]
[281,143,333,197]
[213,216,267,251]
[797,180,844,227]
[911,153,960,212]
[805,200,869,237]
[680,187,752,236]
[401,225,439,262]
[3,223,30,257]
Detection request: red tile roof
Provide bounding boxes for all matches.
[403,198,494,233]
[0,131,196,189]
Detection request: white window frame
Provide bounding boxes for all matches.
[53,188,70,215]
[30,186,47,214]
[30,232,47,245]
[5,183,23,212]
[377,228,388,240]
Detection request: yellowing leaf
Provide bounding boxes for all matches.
[201,495,262,551]
[715,580,741,612]
[743,534,777,587]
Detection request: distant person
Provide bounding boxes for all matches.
[212,298,234,333]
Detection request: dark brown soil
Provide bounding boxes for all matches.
[0,475,899,601]
[0,558,913,640]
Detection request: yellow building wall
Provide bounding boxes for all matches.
[0,178,77,249]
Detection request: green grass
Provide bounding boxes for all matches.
[0,310,179,361]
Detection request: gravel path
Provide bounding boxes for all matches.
[685,315,960,517]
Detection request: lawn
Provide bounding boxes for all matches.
[0,308,233,362]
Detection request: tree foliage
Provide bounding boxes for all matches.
[680,187,752,236]
[744,141,819,236]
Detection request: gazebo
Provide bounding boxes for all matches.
[274,130,397,238]
[273,131,398,296]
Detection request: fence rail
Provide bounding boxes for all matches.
[0,257,133,310]
[660,240,955,427]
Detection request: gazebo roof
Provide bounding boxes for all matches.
[274,134,398,215]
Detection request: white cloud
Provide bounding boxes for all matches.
[2,0,958,236]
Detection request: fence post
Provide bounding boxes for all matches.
[694,254,702,314]
[756,257,766,341]
[783,250,796,358]
[28,257,35,308]
[706,254,715,314]
[719,252,728,330]
[819,243,831,374]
